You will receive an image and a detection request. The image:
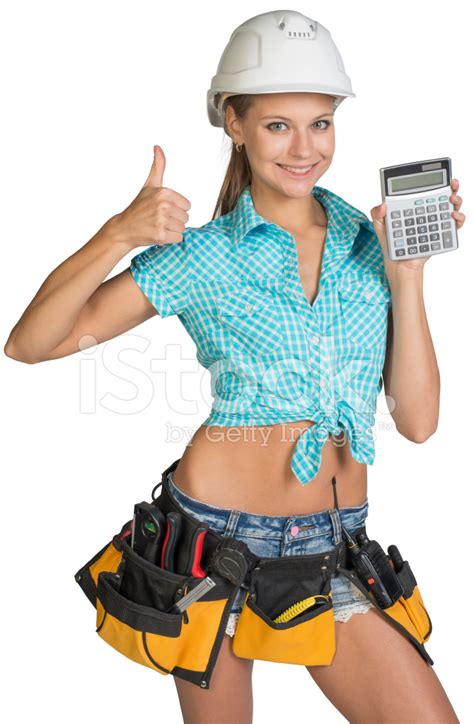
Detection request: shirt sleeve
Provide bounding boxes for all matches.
[129,233,192,318]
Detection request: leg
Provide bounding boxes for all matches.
[306,609,459,723]
[173,634,254,724]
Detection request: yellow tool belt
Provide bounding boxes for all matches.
[74,466,434,690]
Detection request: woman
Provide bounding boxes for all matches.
[5,10,464,723]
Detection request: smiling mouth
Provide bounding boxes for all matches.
[277,162,319,175]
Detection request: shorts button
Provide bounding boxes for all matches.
[290,525,299,537]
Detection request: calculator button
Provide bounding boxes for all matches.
[414,199,424,205]
[419,244,430,252]
[408,247,418,255]
[431,242,441,251]
[416,216,426,225]
[426,197,435,203]
[406,228,416,236]
[407,238,417,246]
[426,204,436,213]
[442,230,453,244]
[430,233,440,241]
[393,230,404,238]
[403,208,414,217]
[395,249,406,256]
[440,212,450,220]
[418,234,428,243]
[418,225,427,234]
[427,214,437,223]
[394,239,405,248]
[439,202,449,210]
[390,210,401,219]
[404,218,415,226]
[392,220,402,228]
[415,207,425,215]
[428,224,439,232]
[441,221,451,230]
[439,195,448,201]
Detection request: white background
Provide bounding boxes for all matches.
[1,1,471,722]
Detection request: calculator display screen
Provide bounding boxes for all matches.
[390,170,445,193]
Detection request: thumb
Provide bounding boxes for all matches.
[370,202,389,256]
[370,202,387,232]
[143,145,165,188]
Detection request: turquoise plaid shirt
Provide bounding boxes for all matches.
[130,184,392,486]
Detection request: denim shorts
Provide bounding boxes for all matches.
[165,471,375,637]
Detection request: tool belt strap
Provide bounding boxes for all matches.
[154,462,347,589]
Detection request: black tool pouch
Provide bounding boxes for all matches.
[232,545,343,665]
[74,482,257,690]
[336,524,434,666]
[94,539,238,688]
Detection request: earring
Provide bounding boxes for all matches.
[235,143,243,153]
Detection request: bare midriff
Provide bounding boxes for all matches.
[172,421,368,515]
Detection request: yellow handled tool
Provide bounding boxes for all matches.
[273,593,332,623]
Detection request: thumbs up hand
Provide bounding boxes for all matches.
[113,145,191,250]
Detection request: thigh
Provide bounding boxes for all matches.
[306,608,459,723]
[173,634,254,724]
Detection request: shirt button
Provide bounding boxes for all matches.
[312,334,320,344]
[364,290,374,300]
[245,302,253,312]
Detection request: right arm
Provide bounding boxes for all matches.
[4,217,157,363]
[4,145,192,364]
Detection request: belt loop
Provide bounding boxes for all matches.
[329,508,342,546]
[223,509,240,537]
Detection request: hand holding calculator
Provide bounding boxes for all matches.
[380,157,459,261]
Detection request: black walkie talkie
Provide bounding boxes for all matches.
[331,477,404,608]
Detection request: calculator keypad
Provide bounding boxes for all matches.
[388,193,455,258]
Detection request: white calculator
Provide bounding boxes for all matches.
[380,157,459,260]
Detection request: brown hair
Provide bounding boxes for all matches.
[211,93,339,221]
[211,94,256,220]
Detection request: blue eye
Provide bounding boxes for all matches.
[266,120,331,132]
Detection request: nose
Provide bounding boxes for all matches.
[288,131,315,159]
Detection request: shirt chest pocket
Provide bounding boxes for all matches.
[217,289,283,357]
[337,277,391,349]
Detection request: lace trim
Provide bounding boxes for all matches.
[334,601,375,623]
[225,612,241,637]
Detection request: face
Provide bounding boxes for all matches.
[226,92,336,198]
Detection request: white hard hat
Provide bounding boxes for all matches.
[207,10,355,132]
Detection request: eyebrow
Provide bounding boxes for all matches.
[260,112,335,121]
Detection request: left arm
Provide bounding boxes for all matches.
[371,178,465,442]
[381,267,439,442]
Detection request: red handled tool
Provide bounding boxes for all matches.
[184,524,209,578]
[160,513,182,572]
